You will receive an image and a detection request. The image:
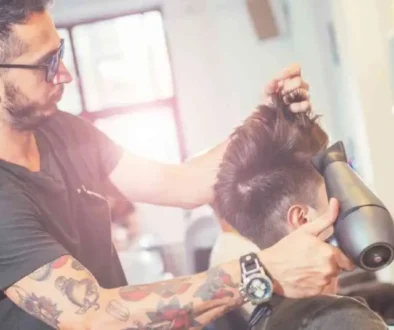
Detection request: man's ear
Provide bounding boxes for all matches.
[287,204,310,230]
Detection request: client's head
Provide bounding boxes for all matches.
[214,104,329,249]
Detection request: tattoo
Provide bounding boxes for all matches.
[123,297,201,330]
[12,286,62,329]
[119,278,192,302]
[29,256,69,281]
[106,300,130,322]
[55,276,100,314]
[71,260,85,271]
[193,267,237,301]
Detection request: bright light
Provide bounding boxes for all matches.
[95,107,181,164]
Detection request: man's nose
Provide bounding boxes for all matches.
[53,61,73,85]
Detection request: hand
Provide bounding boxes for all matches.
[262,63,311,113]
[259,198,354,298]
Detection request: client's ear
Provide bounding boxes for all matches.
[287,204,313,230]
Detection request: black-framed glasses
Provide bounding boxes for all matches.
[0,39,64,82]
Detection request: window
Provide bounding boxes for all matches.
[57,11,186,280]
[71,11,173,112]
[57,29,83,115]
[57,11,183,163]
[95,107,181,163]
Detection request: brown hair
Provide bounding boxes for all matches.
[214,104,329,248]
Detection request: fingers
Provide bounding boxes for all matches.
[289,101,311,113]
[262,64,310,112]
[332,247,355,271]
[276,63,301,80]
[280,75,311,113]
[281,77,309,95]
[317,223,334,242]
[283,89,310,106]
[300,198,339,236]
[264,79,279,95]
[264,66,306,96]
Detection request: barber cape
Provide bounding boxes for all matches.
[248,295,388,330]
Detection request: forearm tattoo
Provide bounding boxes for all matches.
[121,297,202,330]
[11,286,62,329]
[71,260,85,271]
[193,267,238,301]
[114,267,239,329]
[119,277,192,302]
[25,256,238,329]
[29,255,69,281]
[55,276,100,314]
[106,300,130,322]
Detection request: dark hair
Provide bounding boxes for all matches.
[214,103,329,248]
[0,0,52,62]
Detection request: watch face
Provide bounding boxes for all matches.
[246,277,272,301]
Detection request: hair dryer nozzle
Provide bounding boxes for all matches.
[312,141,347,175]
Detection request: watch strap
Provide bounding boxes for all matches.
[240,252,265,278]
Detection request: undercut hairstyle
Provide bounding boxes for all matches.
[214,103,329,249]
[0,0,53,63]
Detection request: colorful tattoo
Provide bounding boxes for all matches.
[123,297,201,330]
[119,278,192,302]
[29,256,69,281]
[12,286,62,329]
[71,260,85,271]
[106,300,130,322]
[193,267,237,301]
[55,276,100,314]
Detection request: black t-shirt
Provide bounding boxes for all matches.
[0,111,127,329]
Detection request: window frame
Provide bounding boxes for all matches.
[56,8,187,161]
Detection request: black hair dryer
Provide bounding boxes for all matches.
[312,141,394,271]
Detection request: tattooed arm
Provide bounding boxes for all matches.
[5,255,244,330]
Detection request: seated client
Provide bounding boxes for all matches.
[212,104,387,329]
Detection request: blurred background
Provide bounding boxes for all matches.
[50,0,394,297]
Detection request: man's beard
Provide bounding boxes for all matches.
[2,82,59,131]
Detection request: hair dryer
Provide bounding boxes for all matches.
[312,141,394,271]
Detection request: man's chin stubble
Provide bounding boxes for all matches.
[5,105,57,131]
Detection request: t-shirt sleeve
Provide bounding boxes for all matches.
[87,119,124,178]
[0,188,68,291]
[57,111,124,179]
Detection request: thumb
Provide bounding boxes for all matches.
[300,198,339,236]
[276,63,301,80]
[264,79,279,95]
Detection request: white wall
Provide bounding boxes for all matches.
[330,0,394,282]
[331,0,394,211]
[283,0,372,184]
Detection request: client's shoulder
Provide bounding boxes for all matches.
[253,295,387,330]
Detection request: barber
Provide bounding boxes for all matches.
[0,2,353,329]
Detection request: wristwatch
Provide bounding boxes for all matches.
[239,252,273,305]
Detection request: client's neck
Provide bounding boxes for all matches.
[219,218,238,233]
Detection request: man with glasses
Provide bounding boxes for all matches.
[0,1,354,329]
